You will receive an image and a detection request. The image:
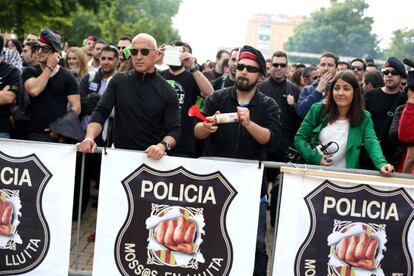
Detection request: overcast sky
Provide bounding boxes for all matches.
[173,0,414,62]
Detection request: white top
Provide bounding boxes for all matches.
[88,59,100,74]
[318,119,350,168]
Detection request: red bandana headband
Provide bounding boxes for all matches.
[239,52,258,62]
[38,36,50,46]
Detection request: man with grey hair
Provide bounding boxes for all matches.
[78,33,180,160]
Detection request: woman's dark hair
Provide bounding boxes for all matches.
[324,70,363,127]
[8,39,23,54]
[291,67,304,88]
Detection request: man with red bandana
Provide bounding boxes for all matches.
[22,28,80,142]
[194,45,281,276]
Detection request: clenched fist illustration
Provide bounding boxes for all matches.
[336,232,378,269]
[0,199,13,235]
[154,217,196,254]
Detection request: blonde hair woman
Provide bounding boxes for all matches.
[65,47,88,82]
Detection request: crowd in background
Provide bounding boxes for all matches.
[1,28,414,276]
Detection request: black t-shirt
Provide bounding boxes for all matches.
[364,87,407,162]
[90,70,180,151]
[160,69,201,156]
[0,62,20,132]
[22,65,79,133]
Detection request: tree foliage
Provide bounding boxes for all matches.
[0,0,104,39]
[0,0,181,45]
[384,28,414,60]
[284,0,381,58]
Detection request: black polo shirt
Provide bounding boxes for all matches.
[90,70,180,151]
[200,86,281,160]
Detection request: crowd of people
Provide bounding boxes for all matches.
[1,28,414,275]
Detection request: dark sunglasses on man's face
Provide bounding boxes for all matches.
[130,48,154,56]
[382,69,399,76]
[236,63,260,73]
[35,44,52,53]
[117,46,125,50]
[351,66,364,71]
[272,63,287,68]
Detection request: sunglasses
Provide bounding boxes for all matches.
[236,63,260,73]
[401,82,407,86]
[272,63,287,68]
[382,69,399,76]
[35,44,52,53]
[130,48,154,56]
[351,66,364,71]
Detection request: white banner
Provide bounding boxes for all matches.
[93,150,263,276]
[273,168,414,276]
[0,140,77,275]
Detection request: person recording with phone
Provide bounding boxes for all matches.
[158,41,213,157]
[294,71,394,176]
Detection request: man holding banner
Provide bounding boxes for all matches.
[194,45,281,276]
[78,33,180,160]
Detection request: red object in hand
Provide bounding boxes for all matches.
[188,105,211,123]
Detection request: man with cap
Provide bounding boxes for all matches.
[194,45,281,276]
[362,56,407,169]
[22,28,80,142]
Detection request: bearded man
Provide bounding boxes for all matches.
[194,45,281,276]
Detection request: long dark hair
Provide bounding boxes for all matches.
[324,70,363,127]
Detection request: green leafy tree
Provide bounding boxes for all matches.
[0,0,103,40]
[284,0,381,58]
[385,28,414,60]
[99,0,181,44]
[63,0,181,45]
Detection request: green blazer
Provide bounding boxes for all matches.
[294,102,388,169]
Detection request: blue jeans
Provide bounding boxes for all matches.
[0,132,10,138]
[254,201,268,276]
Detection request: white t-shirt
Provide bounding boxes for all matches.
[318,120,350,168]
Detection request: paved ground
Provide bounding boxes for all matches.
[69,186,277,275]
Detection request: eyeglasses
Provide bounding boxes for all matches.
[236,63,260,73]
[35,44,52,53]
[130,48,155,56]
[272,63,287,68]
[351,66,364,71]
[117,46,125,50]
[401,82,407,86]
[382,69,399,76]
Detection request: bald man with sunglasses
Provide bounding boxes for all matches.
[78,33,180,160]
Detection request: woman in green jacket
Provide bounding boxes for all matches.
[294,71,394,176]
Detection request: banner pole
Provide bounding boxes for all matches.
[75,152,86,271]
[269,172,284,276]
